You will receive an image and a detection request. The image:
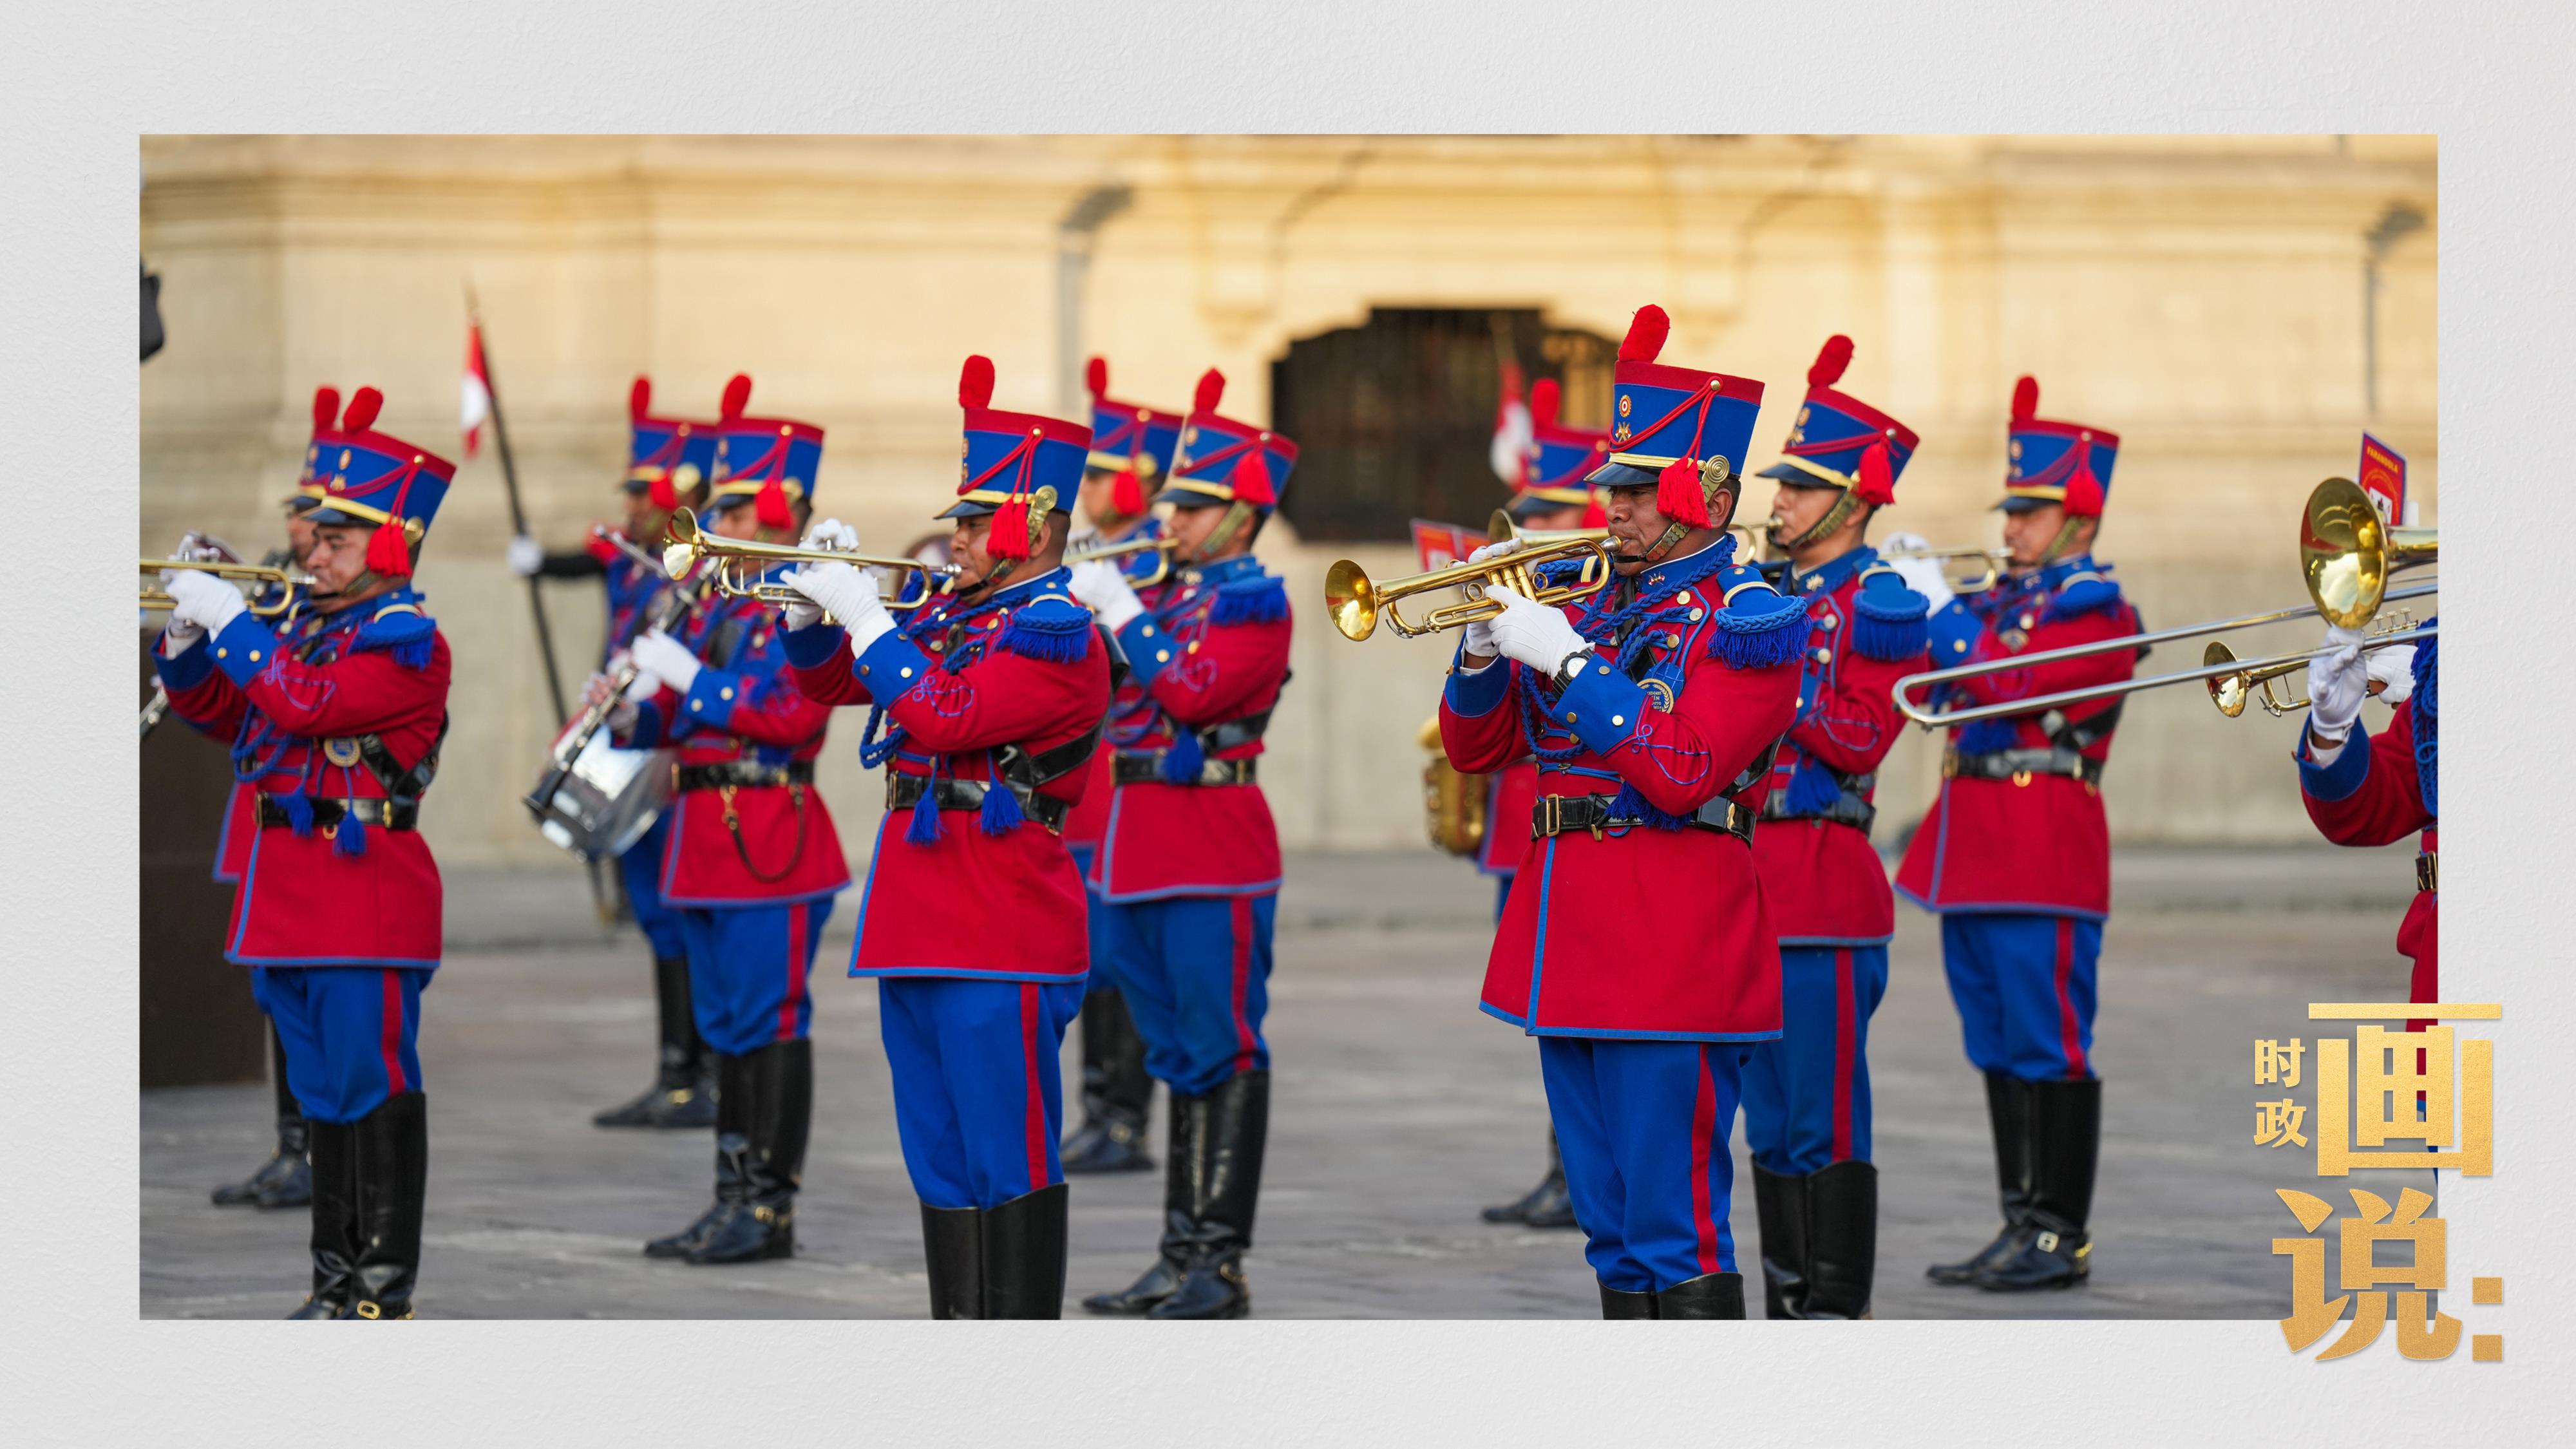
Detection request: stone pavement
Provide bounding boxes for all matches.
[141,844,2421,1319]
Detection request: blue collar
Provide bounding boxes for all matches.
[2036,553,2100,591]
[976,564,1074,612]
[1788,545,1879,598]
[1179,553,1263,588]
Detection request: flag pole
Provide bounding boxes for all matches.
[468,283,569,727]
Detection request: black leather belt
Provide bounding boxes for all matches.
[1761,794,1878,833]
[257,796,418,831]
[1533,792,1756,846]
[886,774,1068,833]
[1944,747,2105,788]
[2416,851,2438,894]
[1113,752,1258,787]
[675,760,815,793]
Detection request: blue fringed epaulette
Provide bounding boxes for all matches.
[2046,573,2123,621]
[354,604,438,670]
[1703,568,1814,670]
[1850,570,1931,661]
[1927,598,1982,666]
[1000,596,1097,663]
[1208,573,1289,627]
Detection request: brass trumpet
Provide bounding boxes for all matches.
[1325,532,1616,641]
[661,507,956,612]
[138,558,309,618]
[1066,533,1182,587]
[1875,544,2009,594]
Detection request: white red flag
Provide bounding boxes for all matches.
[460,321,493,459]
[1487,361,1531,486]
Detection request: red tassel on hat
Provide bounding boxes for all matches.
[342,387,384,433]
[2061,442,2105,517]
[1809,334,1855,390]
[1086,356,1109,401]
[1580,493,1608,529]
[959,356,995,410]
[722,374,753,422]
[649,475,679,511]
[1193,368,1226,416]
[1656,456,1710,528]
[989,496,1034,560]
[755,478,792,531]
[312,386,341,431]
[2011,375,2039,426]
[365,517,413,578]
[1111,471,1146,517]
[1231,448,1274,508]
[1619,305,1670,363]
[630,377,652,420]
[1530,377,1560,428]
[1855,439,1896,506]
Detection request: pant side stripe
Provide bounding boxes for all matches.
[1831,947,1856,1162]
[379,969,408,1095]
[2054,918,2088,1079]
[1021,983,1050,1191]
[1229,895,1257,1074]
[778,902,808,1041]
[1690,1046,1719,1278]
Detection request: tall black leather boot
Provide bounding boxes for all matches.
[348,1092,427,1320]
[691,1039,807,1264]
[1656,1271,1747,1319]
[1150,1068,1267,1320]
[1751,1163,1810,1320]
[981,1182,1071,1318]
[287,1117,358,1319]
[645,1050,750,1259]
[1482,1128,1577,1229]
[1803,1160,1878,1319]
[1081,1088,1205,1315]
[1927,1072,2032,1285]
[595,954,717,1129]
[216,1022,312,1208]
[1975,1077,2098,1291]
[1063,989,1154,1174]
[921,1202,983,1318]
[1599,1285,1659,1318]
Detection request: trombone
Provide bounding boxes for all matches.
[591,525,668,578]
[1875,544,2010,594]
[1325,531,1616,641]
[138,558,310,618]
[1066,533,1182,587]
[1895,476,2436,730]
[2204,610,2421,717]
[661,507,957,612]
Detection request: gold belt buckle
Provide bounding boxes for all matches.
[2011,768,2033,788]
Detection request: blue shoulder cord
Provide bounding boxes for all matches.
[1513,538,1738,790]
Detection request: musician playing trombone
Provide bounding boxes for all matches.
[600,375,850,1267]
[516,377,724,1132]
[1893,376,2145,1293]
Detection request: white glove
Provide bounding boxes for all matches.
[629,629,703,695]
[620,669,665,703]
[1068,558,1144,634]
[1461,612,1497,662]
[2366,642,2417,705]
[507,535,544,576]
[2306,624,2370,743]
[802,516,860,554]
[1482,583,1591,679]
[1876,532,1956,616]
[164,567,247,637]
[1465,538,1522,565]
[783,559,882,627]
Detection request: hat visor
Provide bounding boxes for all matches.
[303,504,388,528]
[1755,461,1842,488]
[1163,491,1231,510]
[1504,492,1561,522]
[1993,495,2055,515]
[1582,460,1663,491]
[937,498,998,520]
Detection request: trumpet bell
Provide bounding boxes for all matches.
[661,507,705,578]
[2302,476,2436,630]
[1325,558,1379,641]
[2204,640,2255,717]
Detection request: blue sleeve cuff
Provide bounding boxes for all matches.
[853,629,934,696]
[1553,655,1651,757]
[1118,614,1175,687]
[781,620,848,670]
[153,631,218,692]
[2295,726,2372,802]
[681,667,746,728]
[1443,645,1512,718]
[208,613,283,688]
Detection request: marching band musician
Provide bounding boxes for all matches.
[1056,356,1183,1176]
[2297,618,2434,1007]
[153,386,455,1320]
[1478,377,1609,1233]
[513,379,723,1132]
[1441,305,1810,1319]
[610,375,849,1267]
[1895,375,2143,1293]
[777,356,1112,1319]
[1738,336,1933,1319]
[1065,368,1297,1321]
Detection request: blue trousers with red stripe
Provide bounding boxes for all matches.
[879,976,1085,1209]
[1939,913,2101,1082]
[1741,945,1890,1175]
[617,814,688,961]
[1539,1036,1749,1293]
[1095,893,1274,1097]
[678,897,833,1057]
[250,966,428,1124]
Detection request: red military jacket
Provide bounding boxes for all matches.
[786,564,1113,983]
[2297,631,2438,1003]
[1895,556,2142,919]
[156,589,452,969]
[1756,547,1930,945]
[621,576,849,909]
[1479,759,1539,876]
[1440,540,1809,1041]
[215,779,260,884]
[1087,552,1293,902]
[1062,517,1180,873]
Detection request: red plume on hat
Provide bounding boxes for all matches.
[1808,334,1854,390]
[1085,355,1109,402]
[1620,305,1670,363]
[312,386,342,432]
[1193,368,1225,417]
[1530,377,1561,428]
[2011,375,2040,426]
[630,377,653,421]
[723,373,753,422]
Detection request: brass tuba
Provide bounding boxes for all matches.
[1418,715,1487,857]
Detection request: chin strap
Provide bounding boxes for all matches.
[1194,502,1257,563]
[1774,488,1864,554]
[2035,513,2088,569]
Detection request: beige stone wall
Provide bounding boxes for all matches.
[140,135,2436,867]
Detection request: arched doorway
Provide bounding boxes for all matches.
[1271,308,1616,543]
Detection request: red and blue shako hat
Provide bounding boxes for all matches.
[1586,305,1765,531]
[1083,355,1183,517]
[305,387,456,580]
[1509,377,1613,523]
[290,384,346,512]
[1163,369,1297,512]
[626,377,721,510]
[1999,375,2117,516]
[709,374,825,532]
[1757,335,1918,504]
[940,355,1091,562]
